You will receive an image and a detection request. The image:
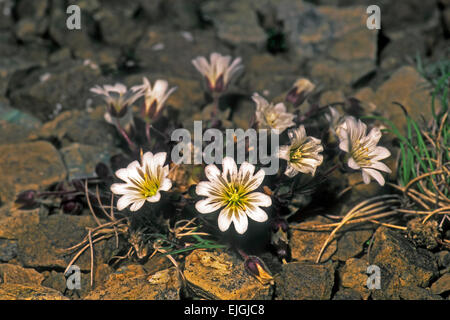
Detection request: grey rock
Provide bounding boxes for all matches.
[0,239,18,262]
[275,262,336,300]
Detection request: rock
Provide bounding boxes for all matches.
[430,273,450,295]
[32,109,117,150]
[370,227,439,299]
[275,262,336,300]
[135,29,229,78]
[0,283,68,300]
[0,240,18,262]
[201,1,267,47]
[436,251,450,269]
[338,257,370,299]
[16,214,115,271]
[9,60,102,120]
[0,264,44,285]
[0,0,14,30]
[0,209,40,240]
[60,143,119,180]
[407,217,440,250]
[161,0,201,29]
[334,229,373,261]
[290,221,337,263]
[373,66,439,132]
[16,0,48,20]
[0,141,67,203]
[0,43,48,96]
[14,18,48,42]
[95,8,143,47]
[85,265,181,300]
[398,286,443,300]
[184,250,273,300]
[332,288,362,300]
[0,101,42,144]
[310,59,375,88]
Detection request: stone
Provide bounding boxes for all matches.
[370,227,439,299]
[60,143,119,180]
[0,264,44,286]
[373,66,439,133]
[430,273,450,295]
[14,18,48,42]
[184,250,273,300]
[9,60,102,120]
[135,29,229,79]
[32,109,117,150]
[96,8,144,47]
[334,229,373,261]
[275,262,336,300]
[338,257,370,300]
[332,288,362,300]
[0,141,67,203]
[0,240,18,263]
[16,0,48,20]
[16,214,115,271]
[406,217,440,250]
[85,265,181,300]
[290,221,337,263]
[0,101,42,144]
[201,1,267,47]
[398,286,443,300]
[0,283,68,300]
[436,251,450,269]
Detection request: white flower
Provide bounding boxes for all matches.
[337,117,391,186]
[253,93,296,134]
[131,77,177,121]
[111,152,172,211]
[195,157,272,234]
[192,52,243,94]
[278,125,324,177]
[90,83,141,131]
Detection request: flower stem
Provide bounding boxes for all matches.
[115,119,137,152]
[145,123,151,145]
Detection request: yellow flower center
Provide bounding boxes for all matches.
[224,185,248,211]
[351,141,372,166]
[140,173,160,198]
[264,111,277,126]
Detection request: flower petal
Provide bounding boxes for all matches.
[245,205,269,223]
[146,192,161,203]
[195,198,222,214]
[159,178,172,192]
[363,168,385,186]
[116,195,136,211]
[246,192,272,207]
[218,209,233,232]
[222,157,237,181]
[130,199,146,211]
[232,211,248,234]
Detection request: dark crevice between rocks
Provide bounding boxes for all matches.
[28,265,67,274]
[375,28,390,67]
[330,261,343,300]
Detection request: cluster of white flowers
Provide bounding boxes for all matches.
[104,52,392,235]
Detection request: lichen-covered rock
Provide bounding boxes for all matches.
[85,265,181,300]
[290,222,337,263]
[275,262,336,300]
[398,286,443,300]
[0,239,18,263]
[0,283,68,300]
[334,229,373,261]
[338,257,371,300]
[370,227,439,299]
[430,273,450,296]
[0,141,67,203]
[184,250,273,300]
[373,66,439,133]
[0,263,44,286]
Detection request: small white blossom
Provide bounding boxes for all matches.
[278,125,324,177]
[192,52,243,94]
[131,77,177,121]
[325,106,343,135]
[195,157,272,234]
[90,83,141,130]
[337,117,391,186]
[253,93,296,134]
[111,152,172,211]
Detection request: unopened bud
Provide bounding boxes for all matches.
[15,190,38,209]
[244,256,274,286]
[286,78,315,107]
[62,199,83,215]
[95,162,110,180]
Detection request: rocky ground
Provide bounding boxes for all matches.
[0,0,449,300]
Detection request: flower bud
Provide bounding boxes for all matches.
[244,256,274,286]
[286,78,315,107]
[15,190,38,209]
[95,162,111,180]
[270,218,290,260]
[62,199,83,215]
